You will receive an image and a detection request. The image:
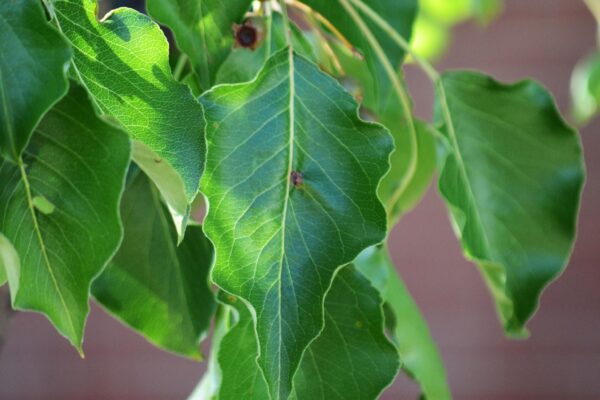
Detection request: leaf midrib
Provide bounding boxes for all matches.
[274,45,296,399]
[18,157,78,343]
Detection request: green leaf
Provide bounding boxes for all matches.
[301,0,418,110]
[0,84,130,351]
[92,171,215,359]
[356,246,451,400]
[379,121,437,223]
[435,71,585,335]
[217,293,270,400]
[146,0,252,90]
[51,0,205,238]
[0,0,72,162]
[188,305,232,400]
[0,234,18,287]
[290,265,400,400]
[325,41,437,223]
[216,13,317,85]
[570,51,600,125]
[217,266,399,400]
[200,48,392,399]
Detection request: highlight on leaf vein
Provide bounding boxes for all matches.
[0,0,590,399]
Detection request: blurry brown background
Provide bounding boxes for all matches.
[1,0,599,399]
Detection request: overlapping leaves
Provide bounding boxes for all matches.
[200,48,392,398]
[51,0,205,238]
[92,171,215,359]
[146,0,252,89]
[0,85,130,350]
[217,265,399,400]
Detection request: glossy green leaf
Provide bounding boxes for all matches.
[0,84,130,351]
[217,266,399,400]
[435,71,585,335]
[356,246,451,400]
[0,0,72,162]
[200,48,392,398]
[92,171,215,359]
[146,0,252,90]
[301,0,418,110]
[216,13,316,85]
[51,0,205,238]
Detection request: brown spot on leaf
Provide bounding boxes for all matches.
[233,21,259,50]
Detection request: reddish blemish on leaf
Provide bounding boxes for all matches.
[291,171,303,188]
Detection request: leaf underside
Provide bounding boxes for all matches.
[201,48,392,399]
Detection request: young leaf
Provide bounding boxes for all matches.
[217,266,399,400]
[92,172,216,359]
[0,0,72,162]
[301,0,418,110]
[0,84,130,352]
[146,0,252,89]
[356,246,451,400]
[435,71,585,335]
[51,0,205,238]
[200,49,392,398]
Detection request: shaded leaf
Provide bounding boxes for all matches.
[146,0,252,90]
[356,246,451,400]
[0,84,130,351]
[435,71,585,335]
[200,48,392,398]
[218,266,399,400]
[327,42,437,223]
[92,171,215,359]
[379,121,437,223]
[301,0,418,110]
[290,265,399,400]
[52,0,205,238]
[0,0,72,162]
